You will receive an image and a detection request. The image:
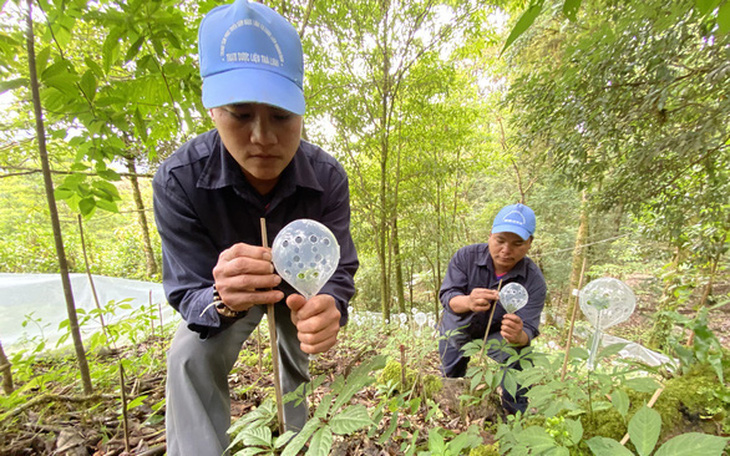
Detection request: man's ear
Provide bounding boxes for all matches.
[208,108,215,119]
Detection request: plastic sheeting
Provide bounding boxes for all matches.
[0,273,177,351]
[601,333,675,368]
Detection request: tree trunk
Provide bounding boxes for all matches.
[564,190,589,333]
[0,340,13,395]
[125,156,158,278]
[26,0,93,394]
[391,136,406,315]
[393,219,406,314]
[377,0,392,325]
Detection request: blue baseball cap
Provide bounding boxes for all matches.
[491,203,536,241]
[198,0,305,114]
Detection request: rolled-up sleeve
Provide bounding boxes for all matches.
[317,164,358,327]
[153,170,225,336]
[439,247,473,314]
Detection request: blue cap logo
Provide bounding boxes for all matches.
[491,204,536,241]
[198,0,305,114]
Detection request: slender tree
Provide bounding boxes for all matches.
[25,0,93,394]
[125,155,158,278]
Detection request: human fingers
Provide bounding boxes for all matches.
[299,331,338,355]
[223,289,285,312]
[483,289,501,301]
[218,243,272,263]
[290,294,334,321]
[215,246,275,280]
[289,295,341,354]
[502,313,523,326]
[500,315,523,341]
[286,294,307,324]
[214,244,283,309]
[469,289,495,312]
[470,298,492,313]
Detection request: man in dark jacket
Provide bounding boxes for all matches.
[152,1,358,454]
[438,203,546,414]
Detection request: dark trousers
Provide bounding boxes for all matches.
[439,329,529,415]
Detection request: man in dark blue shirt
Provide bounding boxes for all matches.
[152,1,357,455]
[438,203,546,415]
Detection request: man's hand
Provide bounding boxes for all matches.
[501,313,529,346]
[286,294,341,354]
[213,243,285,313]
[449,288,500,314]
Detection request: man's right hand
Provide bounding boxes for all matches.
[212,243,285,313]
[467,288,499,312]
[449,287,500,314]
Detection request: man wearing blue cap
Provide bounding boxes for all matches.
[438,203,546,415]
[152,1,358,454]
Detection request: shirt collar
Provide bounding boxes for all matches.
[478,244,529,280]
[196,131,323,196]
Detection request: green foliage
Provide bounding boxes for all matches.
[228,355,387,456]
[502,0,729,53]
[0,172,160,279]
[586,406,729,456]
[377,358,418,393]
[419,425,483,456]
[653,363,730,433]
[501,0,544,55]
[662,305,728,383]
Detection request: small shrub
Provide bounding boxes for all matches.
[377,358,417,393]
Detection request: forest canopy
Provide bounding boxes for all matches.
[0,0,727,344]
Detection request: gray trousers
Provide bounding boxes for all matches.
[165,303,309,456]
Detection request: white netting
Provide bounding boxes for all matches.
[0,273,173,351]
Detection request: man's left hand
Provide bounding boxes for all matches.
[501,313,529,346]
[286,294,341,354]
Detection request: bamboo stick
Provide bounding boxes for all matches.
[620,386,665,446]
[261,218,285,434]
[479,279,503,361]
[560,257,588,381]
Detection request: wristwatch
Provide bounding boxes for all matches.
[213,285,244,318]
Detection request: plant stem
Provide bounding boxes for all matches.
[78,215,112,349]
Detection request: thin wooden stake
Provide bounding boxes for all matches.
[119,363,131,453]
[149,290,155,338]
[261,218,285,434]
[620,386,665,445]
[560,257,588,381]
[400,344,407,388]
[479,279,503,361]
[158,301,164,334]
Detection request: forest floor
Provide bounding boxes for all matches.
[1,278,729,455]
[1,329,495,456]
